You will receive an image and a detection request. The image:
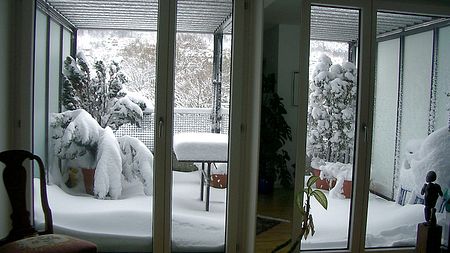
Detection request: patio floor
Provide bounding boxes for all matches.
[34,171,446,252]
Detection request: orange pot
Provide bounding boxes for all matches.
[210,173,227,189]
[81,168,95,195]
[311,168,335,190]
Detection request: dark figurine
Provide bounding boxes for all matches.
[421,171,443,226]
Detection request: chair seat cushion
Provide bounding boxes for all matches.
[0,234,97,253]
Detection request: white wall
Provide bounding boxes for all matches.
[276,24,299,171]
[262,24,300,180]
[0,0,12,239]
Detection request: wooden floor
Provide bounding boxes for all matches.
[255,188,295,253]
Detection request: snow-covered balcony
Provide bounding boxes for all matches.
[30,0,450,252]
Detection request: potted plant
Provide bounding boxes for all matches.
[259,74,293,193]
[272,175,328,252]
[306,54,357,198]
[50,52,152,199]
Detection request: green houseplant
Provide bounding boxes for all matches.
[272,175,328,253]
[259,74,293,193]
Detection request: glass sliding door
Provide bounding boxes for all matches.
[34,1,158,251]
[171,1,232,252]
[303,5,360,250]
[366,11,450,249]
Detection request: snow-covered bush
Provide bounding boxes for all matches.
[398,127,450,206]
[307,54,357,164]
[50,109,153,199]
[62,52,146,130]
[118,135,154,196]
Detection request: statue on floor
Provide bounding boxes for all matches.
[421,170,443,226]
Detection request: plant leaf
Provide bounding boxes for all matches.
[307,175,320,187]
[312,189,328,210]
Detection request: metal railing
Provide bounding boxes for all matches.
[114,107,229,151]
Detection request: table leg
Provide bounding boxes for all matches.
[206,162,211,211]
[200,162,204,201]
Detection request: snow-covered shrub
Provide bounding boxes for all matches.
[307,54,357,164]
[50,109,153,199]
[118,135,154,196]
[94,127,123,199]
[62,52,146,130]
[50,109,100,162]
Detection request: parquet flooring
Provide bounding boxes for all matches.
[255,187,295,253]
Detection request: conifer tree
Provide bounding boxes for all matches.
[307,54,357,163]
[61,52,145,130]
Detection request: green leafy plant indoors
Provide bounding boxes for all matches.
[259,74,293,190]
[272,175,328,253]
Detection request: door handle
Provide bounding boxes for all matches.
[159,118,164,138]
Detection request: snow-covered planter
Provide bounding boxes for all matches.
[311,158,352,199]
[50,109,153,199]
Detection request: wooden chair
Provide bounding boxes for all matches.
[0,150,97,253]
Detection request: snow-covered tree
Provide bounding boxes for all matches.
[119,38,157,106]
[307,54,357,163]
[62,52,146,130]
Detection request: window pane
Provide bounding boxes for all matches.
[35,2,158,252]
[33,10,48,171]
[435,26,450,130]
[366,11,450,249]
[303,5,359,251]
[370,38,400,198]
[171,1,232,252]
[256,23,299,251]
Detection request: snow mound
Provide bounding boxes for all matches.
[399,127,450,202]
[319,162,352,199]
[118,135,154,196]
[94,127,122,199]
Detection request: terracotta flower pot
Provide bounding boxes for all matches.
[342,180,352,198]
[81,168,95,195]
[210,173,227,189]
[311,168,336,190]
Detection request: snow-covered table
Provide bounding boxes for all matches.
[173,133,228,211]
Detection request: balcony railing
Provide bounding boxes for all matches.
[114,107,229,151]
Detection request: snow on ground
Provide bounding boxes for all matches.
[34,171,226,252]
[34,172,447,252]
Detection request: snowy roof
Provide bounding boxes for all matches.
[41,0,233,33]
